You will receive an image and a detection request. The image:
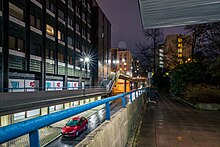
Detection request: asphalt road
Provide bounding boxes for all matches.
[47,94,134,147]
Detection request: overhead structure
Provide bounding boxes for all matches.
[138,0,220,29]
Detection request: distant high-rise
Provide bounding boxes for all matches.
[91,2,111,85]
[110,48,133,76]
[164,34,192,68]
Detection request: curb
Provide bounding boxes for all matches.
[130,103,147,147]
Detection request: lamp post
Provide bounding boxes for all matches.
[112,60,119,73]
[80,56,90,94]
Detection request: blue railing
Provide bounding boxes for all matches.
[0,88,147,146]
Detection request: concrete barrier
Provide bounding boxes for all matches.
[76,93,146,147]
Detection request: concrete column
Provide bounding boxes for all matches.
[124,79,127,92]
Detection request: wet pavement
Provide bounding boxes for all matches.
[138,93,220,147]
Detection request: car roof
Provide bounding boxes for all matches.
[72,116,83,120]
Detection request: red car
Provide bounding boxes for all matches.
[61,116,88,137]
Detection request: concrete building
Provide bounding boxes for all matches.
[91,1,111,85]
[132,58,140,77]
[0,0,111,91]
[164,34,192,68]
[110,48,133,76]
[157,44,164,68]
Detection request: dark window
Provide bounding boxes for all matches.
[68,56,73,65]
[9,2,24,21]
[36,0,42,4]
[30,15,42,30]
[67,36,73,45]
[9,36,24,52]
[68,0,72,7]
[58,9,65,20]
[46,0,54,13]
[58,53,64,62]
[82,12,85,20]
[17,39,24,51]
[9,36,16,49]
[68,17,73,26]
[46,49,54,60]
[30,43,41,56]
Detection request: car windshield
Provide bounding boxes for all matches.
[66,120,78,127]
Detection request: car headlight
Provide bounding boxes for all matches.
[69,130,75,133]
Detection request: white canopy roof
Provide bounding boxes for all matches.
[138,0,220,29]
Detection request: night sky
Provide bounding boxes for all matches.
[96,0,185,51]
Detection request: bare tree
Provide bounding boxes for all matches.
[136,29,164,74]
[184,22,220,61]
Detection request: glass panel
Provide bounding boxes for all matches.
[9,36,16,49]
[9,2,24,21]
[17,39,24,52]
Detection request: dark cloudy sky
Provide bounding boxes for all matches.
[96,0,185,50]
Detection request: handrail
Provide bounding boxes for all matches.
[0,88,147,146]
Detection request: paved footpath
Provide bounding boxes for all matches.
[137,94,220,147]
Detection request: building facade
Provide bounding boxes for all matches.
[0,0,110,91]
[91,2,111,85]
[110,48,133,76]
[164,34,191,68]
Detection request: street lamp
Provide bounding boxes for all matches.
[112,60,119,73]
[80,56,90,92]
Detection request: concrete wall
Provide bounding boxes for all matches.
[76,93,146,147]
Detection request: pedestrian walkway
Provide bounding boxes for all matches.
[137,93,220,147]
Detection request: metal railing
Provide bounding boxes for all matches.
[0,86,104,92]
[0,87,107,113]
[0,88,147,146]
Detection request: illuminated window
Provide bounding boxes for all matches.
[9,2,24,21]
[178,48,182,52]
[58,31,65,41]
[58,31,61,40]
[178,43,182,47]
[46,24,54,36]
[178,53,182,58]
[178,38,182,43]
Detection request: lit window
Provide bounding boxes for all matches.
[178,38,182,43]
[58,31,61,40]
[9,2,24,21]
[178,53,182,58]
[46,24,54,36]
[178,48,182,52]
